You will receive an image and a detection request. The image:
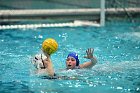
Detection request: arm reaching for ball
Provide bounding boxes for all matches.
[32,38,58,77]
[41,38,58,76]
[41,53,55,77]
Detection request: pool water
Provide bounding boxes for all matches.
[0,22,140,93]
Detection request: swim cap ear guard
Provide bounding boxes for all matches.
[67,52,79,66]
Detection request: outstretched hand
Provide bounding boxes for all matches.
[41,48,51,58]
[84,48,94,59]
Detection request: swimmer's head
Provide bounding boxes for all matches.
[66,52,79,68]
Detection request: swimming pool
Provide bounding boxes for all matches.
[0,21,140,93]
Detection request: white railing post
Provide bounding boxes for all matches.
[100,0,105,26]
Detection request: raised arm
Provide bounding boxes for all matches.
[41,52,55,77]
[79,48,97,69]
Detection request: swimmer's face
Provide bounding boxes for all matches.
[66,57,76,69]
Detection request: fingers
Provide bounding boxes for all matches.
[86,48,94,54]
[90,48,94,54]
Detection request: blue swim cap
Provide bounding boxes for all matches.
[67,52,79,66]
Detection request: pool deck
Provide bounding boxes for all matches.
[0,8,140,22]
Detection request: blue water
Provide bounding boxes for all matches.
[0,22,140,93]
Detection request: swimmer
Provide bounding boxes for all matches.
[32,51,55,77]
[66,48,97,69]
[32,48,97,78]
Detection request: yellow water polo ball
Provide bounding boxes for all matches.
[42,38,58,55]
